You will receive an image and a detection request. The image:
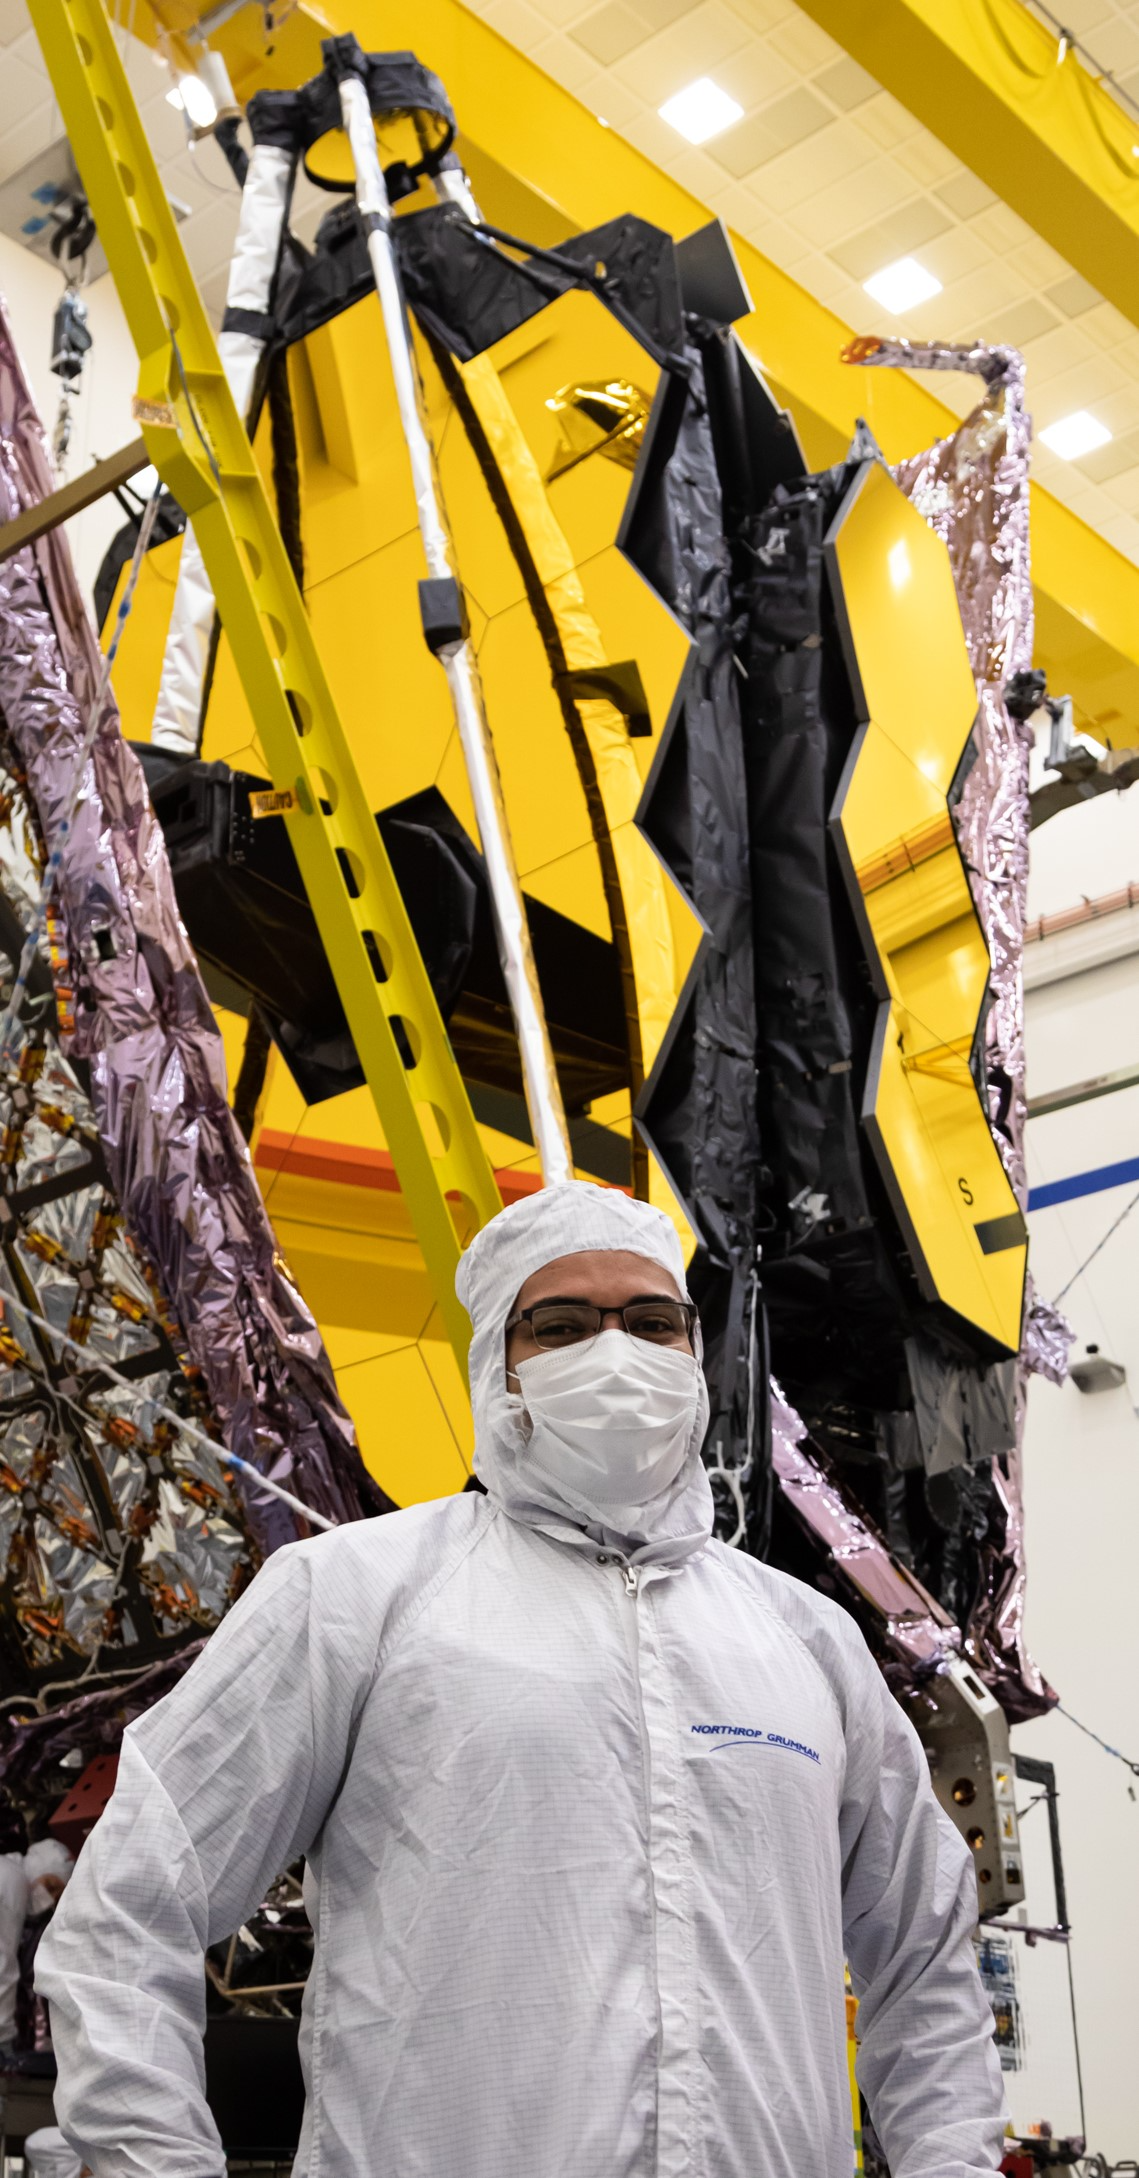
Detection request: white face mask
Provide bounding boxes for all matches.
[513,1327,701,1511]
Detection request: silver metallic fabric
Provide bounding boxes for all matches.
[847,335,1071,1715]
[1018,1283,1072,1385]
[0,723,257,1681]
[769,1378,958,1681]
[0,299,380,1559]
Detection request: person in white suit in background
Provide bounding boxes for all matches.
[0,1808,28,2061]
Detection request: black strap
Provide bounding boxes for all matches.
[221,306,275,343]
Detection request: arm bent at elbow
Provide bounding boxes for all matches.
[839,1632,1007,2178]
[38,1738,225,2178]
[37,1536,370,2178]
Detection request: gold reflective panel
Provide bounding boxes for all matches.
[545,379,651,480]
[829,460,1026,1356]
[108,278,700,1505]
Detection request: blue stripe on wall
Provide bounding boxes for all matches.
[1028,1155,1139,1211]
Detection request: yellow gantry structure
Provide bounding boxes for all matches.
[796,0,1139,338]
[29,0,504,1379]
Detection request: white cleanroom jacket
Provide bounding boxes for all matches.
[38,1502,1005,2178]
[39,1185,1005,2178]
[0,1850,27,2046]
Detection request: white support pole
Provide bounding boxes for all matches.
[337,71,574,1186]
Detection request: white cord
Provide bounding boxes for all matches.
[2,1289,337,1532]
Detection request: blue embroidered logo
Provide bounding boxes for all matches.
[690,1723,821,1764]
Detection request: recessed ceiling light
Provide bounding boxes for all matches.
[1038,410,1112,460]
[658,78,743,146]
[166,73,218,130]
[862,257,943,316]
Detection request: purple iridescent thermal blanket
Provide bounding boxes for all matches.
[770,1382,959,1684]
[0,299,386,1552]
[847,335,1071,1716]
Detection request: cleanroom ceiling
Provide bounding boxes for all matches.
[2,0,1139,720]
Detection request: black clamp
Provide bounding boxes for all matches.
[419,576,469,656]
[1003,668,1049,722]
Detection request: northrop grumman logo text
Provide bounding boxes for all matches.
[691,1724,821,1764]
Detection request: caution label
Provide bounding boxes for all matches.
[131,395,176,428]
[249,788,300,819]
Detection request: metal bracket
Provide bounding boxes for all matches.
[0,435,149,562]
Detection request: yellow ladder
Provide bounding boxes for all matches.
[28,0,503,1372]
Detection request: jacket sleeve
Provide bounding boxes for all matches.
[837,1627,1007,2178]
[0,1855,28,2046]
[36,1537,373,2178]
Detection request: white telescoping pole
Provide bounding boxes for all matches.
[337,71,573,1186]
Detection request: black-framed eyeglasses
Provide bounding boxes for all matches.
[504,1297,697,1350]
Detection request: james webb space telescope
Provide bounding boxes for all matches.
[114,37,1026,1358]
[4,12,1036,1919]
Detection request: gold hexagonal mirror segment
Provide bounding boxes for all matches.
[828,460,1026,1357]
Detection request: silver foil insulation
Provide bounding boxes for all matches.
[848,336,1072,1715]
[0,300,381,1584]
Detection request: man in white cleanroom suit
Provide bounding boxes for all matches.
[39,1180,1006,2178]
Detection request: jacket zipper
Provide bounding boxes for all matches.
[618,1561,663,2162]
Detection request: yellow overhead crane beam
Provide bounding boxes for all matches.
[134,0,1139,739]
[28,0,502,1374]
[794,0,1139,337]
